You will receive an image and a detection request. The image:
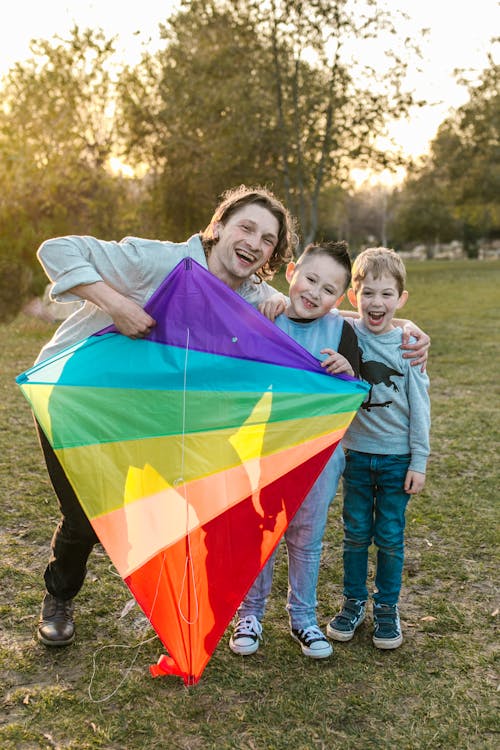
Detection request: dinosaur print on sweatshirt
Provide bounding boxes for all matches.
[359,351,404,412]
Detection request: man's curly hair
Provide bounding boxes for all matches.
[201,185,298,281]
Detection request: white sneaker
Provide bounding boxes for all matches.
[229,615,263,655]
[291,624,333,659]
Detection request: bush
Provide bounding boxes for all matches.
[0,257,33,322]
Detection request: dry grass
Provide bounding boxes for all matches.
[0,259,498,749]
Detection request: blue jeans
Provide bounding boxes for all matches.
[342,449,411,606]
[237,444,345,630]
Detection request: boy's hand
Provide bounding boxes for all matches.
[401,323,430,372]
[404,470,426,494]
[258,295,286,321]
[320,349,354,377]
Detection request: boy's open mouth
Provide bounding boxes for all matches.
[368,311,385,324]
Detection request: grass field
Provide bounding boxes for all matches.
[1,260,498,749]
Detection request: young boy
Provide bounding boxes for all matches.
[327,247,430,649]
[229,241,359,659]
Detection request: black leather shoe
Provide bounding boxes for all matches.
[37,592,75,646]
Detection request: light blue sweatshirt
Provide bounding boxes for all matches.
[343,320,430,474]
[274,309,344,359]
[35,233,278,363]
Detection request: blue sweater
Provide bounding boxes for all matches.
[343,321,430,474]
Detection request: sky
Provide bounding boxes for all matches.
[0,0,498,172]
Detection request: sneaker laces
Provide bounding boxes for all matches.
[234,615,262,639]
[296,624,327,645]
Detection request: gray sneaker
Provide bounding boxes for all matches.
[229,615,263,655]
[326,598,366,642]
[372,603,403,649]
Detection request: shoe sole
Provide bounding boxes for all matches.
[326,611,366,642]
[290,632,333,659]
[229,639,259,656]
[37,631,75,647]
[326,625,355,642]
[372,634,403,649]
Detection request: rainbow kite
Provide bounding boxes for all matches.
[17,259,369,684]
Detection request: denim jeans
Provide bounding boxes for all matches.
[342,449,411,606]
[237,443,345,630]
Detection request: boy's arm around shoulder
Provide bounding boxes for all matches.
[340,309,430,371]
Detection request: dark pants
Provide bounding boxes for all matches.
[36,421,99,600]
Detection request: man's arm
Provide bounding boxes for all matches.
[340,310,430,371]
[69,282,156,338]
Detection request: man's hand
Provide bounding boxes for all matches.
[401,324,430,372]
[71,281,156,338]
[107,296,156,338]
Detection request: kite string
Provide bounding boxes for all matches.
[87,633,158,704]
[87,547,168,703]
[88,326,199,701]
[176,326,199,626]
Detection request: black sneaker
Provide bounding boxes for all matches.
[37,592,75,646]
[372,603,403,649]
[229,615,263,655]
[327,598,366,641]
[290,625,333,659]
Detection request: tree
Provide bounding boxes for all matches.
[389,51,500,255]
[254,0,422,245]
[431,54,500,254]
[118,0,423,246]
[117,2,282,239]
[389,165,458,252]
[0,26,135,317]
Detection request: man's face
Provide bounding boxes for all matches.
[207,204,280,289]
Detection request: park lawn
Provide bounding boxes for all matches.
[0,259,498,749]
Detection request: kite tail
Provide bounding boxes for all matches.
[150,654,199,685]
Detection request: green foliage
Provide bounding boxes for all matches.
[0,257,33,322]
[389,167,460,248]
[390,53,500,252]
[117,1,282,239]
[1,260,498,749]
[117,0,422,244]
[0,26,140,305]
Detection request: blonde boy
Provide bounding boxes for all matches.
[327,247,430,649]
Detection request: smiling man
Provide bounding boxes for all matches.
[32,184,296,647]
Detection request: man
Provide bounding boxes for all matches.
[33,184,428,646]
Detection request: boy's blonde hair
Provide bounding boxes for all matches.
[351,247,406,296]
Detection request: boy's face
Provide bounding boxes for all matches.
[348,272,408,335]
[285,254,347,320]
[207,204,279,289]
